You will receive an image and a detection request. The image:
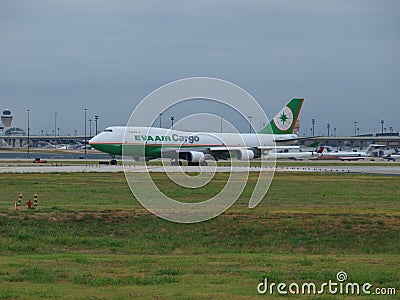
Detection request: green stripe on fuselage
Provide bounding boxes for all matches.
[91,143,123,156]
[91,143,161,157]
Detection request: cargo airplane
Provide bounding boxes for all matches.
[89,98,304,165]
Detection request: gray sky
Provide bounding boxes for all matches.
[1,0,399,136]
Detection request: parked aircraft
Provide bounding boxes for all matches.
[382,149,400,161]
[263,146,319,160]
[317,144,386,161]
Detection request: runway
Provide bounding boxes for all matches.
[0,151,111,160]
[276,165,400,176]
[1,163,400,175]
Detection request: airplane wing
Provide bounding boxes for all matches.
[162,144,302,161]
[160,146,258,161]
[258,145,300,150]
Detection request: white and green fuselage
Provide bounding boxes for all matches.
[90,126,297,157]
[89,98,304,162]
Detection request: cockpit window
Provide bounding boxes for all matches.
[104,129,113,132]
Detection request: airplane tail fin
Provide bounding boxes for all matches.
[259,98,304,134]
[307,141,321,148]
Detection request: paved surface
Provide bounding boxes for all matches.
[0,151,111,160]
[0,164,270,173]
[276,165,400,176]
[1,163,400,175]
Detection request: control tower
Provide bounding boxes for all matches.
[1,109,13,128]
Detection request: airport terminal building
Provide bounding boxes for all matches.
[303,134,400,150]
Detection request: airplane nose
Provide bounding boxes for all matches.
[88,134,98,145]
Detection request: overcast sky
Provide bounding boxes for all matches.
[1,0,399,136]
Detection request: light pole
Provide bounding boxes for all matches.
[248,116,253,133]
[27,109,30,154]
[334,128,337,137]
[381,120,384,135]
[159,113,163,128]
[54,112,57,144]
[354,121,358,136]
[327,121,330,136]
[84,108,87,155]
[311,119,315,136]
[89,119,92,137]
[94,115,99,134]
[171,116,174,129]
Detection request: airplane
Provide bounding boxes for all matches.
[89,98,304,165]
[263,146,319,160]
[383,154,400,161]
[316,144,386,161]
[381,149,400,161]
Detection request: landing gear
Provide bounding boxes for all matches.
[171,160,182,166]
[188,161,208,166]
[109,155,117,165]
[170,159,208,166]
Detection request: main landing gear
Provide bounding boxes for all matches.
[170,159,208,166]
[170,159,182,166]
[188,161,208,166]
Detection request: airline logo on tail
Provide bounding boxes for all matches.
[259,98,304,135]
[273,106,294,131]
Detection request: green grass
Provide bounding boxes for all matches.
[0,172,399,299]
[2,158,399,168]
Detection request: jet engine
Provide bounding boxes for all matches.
[179,151,205,163]
[189,151,205,162]
[236,149,255,160]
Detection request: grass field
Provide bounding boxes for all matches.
[0,172,399,299]
[1,159,400,167]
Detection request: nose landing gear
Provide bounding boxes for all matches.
[109,155,118,165]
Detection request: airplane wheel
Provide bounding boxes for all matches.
[188,162,193,166]
[171,160,182,166]
[110,159,117,165]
